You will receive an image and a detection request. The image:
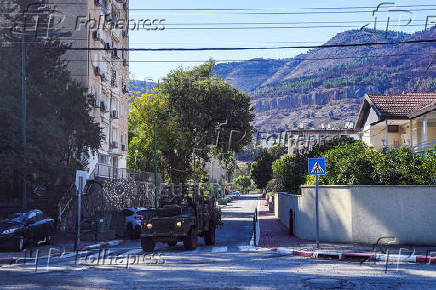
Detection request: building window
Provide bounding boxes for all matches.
[111,70,117,87]
[98,154,109,164]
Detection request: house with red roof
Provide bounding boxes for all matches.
[354,93,436,152]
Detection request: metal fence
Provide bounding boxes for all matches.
[90,163,159,183]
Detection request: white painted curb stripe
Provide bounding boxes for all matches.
[375,254,417,263]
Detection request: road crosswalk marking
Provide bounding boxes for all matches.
[211,246,228,253]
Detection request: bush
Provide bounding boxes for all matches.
[218,198,228,205]
[272,154,307,193]
[373,147,436,185]
[307,143,436,186]
[265,179,280,193]
[320,141,381,185]
[233,175,252,193]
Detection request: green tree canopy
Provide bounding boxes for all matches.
[128,61,254,183]
[233,175,252,193]
[250,146,285,190]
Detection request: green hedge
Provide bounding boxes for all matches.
[273,141,436,193]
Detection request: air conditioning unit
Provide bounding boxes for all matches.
[121,144,127,151]
[122,59,128,66]
[92,30,100,40]
[111,141,119,149]
[88,95,99,107]
[112,48,119,59]
[100,101,107,112]
[111,110,119,119]
[94,66,100,76]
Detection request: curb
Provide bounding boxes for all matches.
[267,247,436,264]
[0,257,16,264]
[80,240,123,251]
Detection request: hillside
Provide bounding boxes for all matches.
[213,28,436,130]
[129,80,157,93]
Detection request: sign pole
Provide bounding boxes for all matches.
[75,176,83,251]
[315,175,319,249]
[308,158,325,250]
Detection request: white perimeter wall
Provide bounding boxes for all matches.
[276,185,436,245]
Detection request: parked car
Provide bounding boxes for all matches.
[232,191,240,197]
[0,209,54,251]
[122,208,150,239]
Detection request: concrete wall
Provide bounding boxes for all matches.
[276,186,436,245]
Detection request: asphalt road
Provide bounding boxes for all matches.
[1,194,436,289]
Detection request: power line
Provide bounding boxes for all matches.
[162,24,427,30]
[8,37,434,52]
[62,52,436,63]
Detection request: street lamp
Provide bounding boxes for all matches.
[154,121,158,208]
[21,30,72,210]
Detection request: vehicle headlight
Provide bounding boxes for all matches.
[176,221,183,228]
[146,223,152,230]
[2,228,19,235]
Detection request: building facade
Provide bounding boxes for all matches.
[57,0,130,179]
[355,93,436,152]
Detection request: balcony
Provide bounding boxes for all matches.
[110,141,119,149]
[89,163,157,182]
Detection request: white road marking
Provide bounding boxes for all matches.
[121,249,144,257]
[211,247,228,253]
[238,245,254,252]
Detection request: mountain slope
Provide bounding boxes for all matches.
[213,28,436,130]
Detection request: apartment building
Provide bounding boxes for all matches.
[55,0,130,179]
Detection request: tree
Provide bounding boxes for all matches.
[250,146,285,191]
[233,175,251,193]
[272,154,307,193]
[0,1,102,205]
[128,61,254,183]
[128,91,192,182]
[273,137,357,192]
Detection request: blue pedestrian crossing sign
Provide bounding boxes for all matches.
[308,158,326,175]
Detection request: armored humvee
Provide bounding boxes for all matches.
[140,185,222,252]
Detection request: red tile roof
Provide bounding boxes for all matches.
[367,93,436,118]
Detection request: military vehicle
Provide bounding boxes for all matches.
[140,185,222,252]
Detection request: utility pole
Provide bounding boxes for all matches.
[20,31,72,210]
[21,34,27,210]
[154,121,158,208]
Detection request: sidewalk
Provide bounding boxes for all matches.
[257,199,436,262]
[257,200,307,247]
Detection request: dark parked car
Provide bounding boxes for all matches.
[0,209,55,251]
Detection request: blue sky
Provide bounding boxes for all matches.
[128,0,436,81]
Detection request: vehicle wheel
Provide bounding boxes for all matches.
[183,227,197,250]
[15,237,24,252]
[127,224,134,239]
[204,223,216,246]
[168,241,177,247]
[141,237,155,252]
